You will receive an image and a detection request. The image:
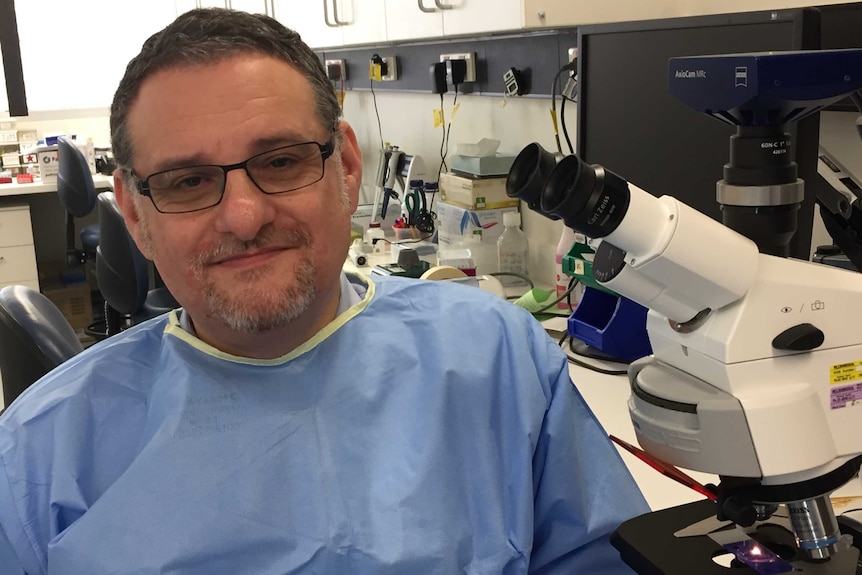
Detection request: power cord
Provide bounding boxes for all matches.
[488,272,535,294]
[432,85,459,213]
[370,77,384,152]
[372,235,434,246]
[559,332,630,375]
[550,63,577,155]
[532,275,579,316]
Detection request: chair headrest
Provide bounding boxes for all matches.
[96,192,149,315]
[0,285,84,366]
[57,136,97,218]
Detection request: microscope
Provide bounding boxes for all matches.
[508,49,862,574]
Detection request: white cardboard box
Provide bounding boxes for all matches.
[36,145,59,184]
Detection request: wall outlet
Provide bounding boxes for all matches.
[439,52,476,83]
[325,59,346,81]
[381,56,398,81]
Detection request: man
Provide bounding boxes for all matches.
[0,8,648,574]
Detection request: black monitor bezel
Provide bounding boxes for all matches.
[575,8,822,259]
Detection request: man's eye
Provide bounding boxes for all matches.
[267,155,299,169]
[160,171,218,191]
[177,175,204,188]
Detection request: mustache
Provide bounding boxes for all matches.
[192,225,312,267]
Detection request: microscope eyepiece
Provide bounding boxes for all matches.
[541,154,631,239]
[505,143,560,219]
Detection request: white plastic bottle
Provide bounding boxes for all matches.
[365,222,387,254]
[497,211,529,287]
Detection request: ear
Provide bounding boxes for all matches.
[336,120,362,213]
[112,169,154,259]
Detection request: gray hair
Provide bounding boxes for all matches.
[109,8,341,172]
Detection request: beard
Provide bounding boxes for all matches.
[140,217,318,334]
[192,225,317,333]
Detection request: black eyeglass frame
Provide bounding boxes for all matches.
[129,137,336,214]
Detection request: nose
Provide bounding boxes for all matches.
[212,168,277,241]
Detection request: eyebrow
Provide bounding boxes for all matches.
[145,131,328,175]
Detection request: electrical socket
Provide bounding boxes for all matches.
[439,52,476,83]
[325,59,346,81]
[568,47,577,63]
[380,56,398,81]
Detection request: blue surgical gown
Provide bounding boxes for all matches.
[0,274,648,574]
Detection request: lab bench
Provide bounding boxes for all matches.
[0,174,113,290]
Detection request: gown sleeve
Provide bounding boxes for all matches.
[528,338,650,574]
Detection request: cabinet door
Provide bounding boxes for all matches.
[524,0,680,27]
[16,0,179,111]
[229,0,270,14]
[199,0,228,7]
[384,0,443,41]
[340,0,388,45]
[442,0,522,36]
[273,0,344,48]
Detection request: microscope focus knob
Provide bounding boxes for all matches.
[772,323,825,351]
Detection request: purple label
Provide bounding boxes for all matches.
[831,383,862,409]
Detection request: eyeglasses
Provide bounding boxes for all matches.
[130,137,335,214]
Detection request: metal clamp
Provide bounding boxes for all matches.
[434,0,453,9]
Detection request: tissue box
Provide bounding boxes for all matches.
[450,154,516,177]
[439,172,520,210]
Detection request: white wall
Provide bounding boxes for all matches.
[0,108,111,148]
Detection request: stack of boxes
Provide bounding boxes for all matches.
[0,122,39,183]
[436,157,520,275]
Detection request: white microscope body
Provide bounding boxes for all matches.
[585,180,862,560]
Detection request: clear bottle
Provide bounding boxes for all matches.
[497,211,529,287]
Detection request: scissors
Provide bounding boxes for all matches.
[404,186,426,227]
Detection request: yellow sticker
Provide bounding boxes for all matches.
[830,361,862,385]
[369,63,382,82]
[549,109,559,135]
[451,102,461,121]
[433,108,442,128]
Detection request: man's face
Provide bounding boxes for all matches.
[114,54,361,343]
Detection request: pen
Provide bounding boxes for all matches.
[610,434,717,501]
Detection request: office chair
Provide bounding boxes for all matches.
[0,285,84,408]
[95,192,178,337]
[57,136,100,268]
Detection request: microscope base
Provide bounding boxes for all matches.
[612,500,862,574]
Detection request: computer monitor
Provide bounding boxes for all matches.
[577,8,821,260]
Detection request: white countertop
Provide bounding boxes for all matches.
[0,173,113,197]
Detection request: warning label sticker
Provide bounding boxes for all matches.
[830,362,862,409]
[830,361,862,385]
[832,384,862,409]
